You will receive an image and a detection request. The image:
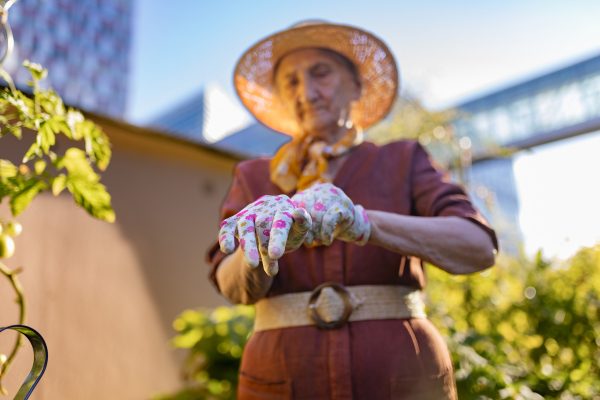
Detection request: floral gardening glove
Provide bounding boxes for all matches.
[291,183,370,247]
[219,195,312,276]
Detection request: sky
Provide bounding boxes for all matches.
[128,0,600,259]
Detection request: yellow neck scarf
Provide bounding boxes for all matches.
[270,127,363,193]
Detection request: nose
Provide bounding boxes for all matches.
[297,73,319,105]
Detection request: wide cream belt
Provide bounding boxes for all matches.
[253,283,427,332]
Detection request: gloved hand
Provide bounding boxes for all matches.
[219,195,312,276]
[291,183,370,247]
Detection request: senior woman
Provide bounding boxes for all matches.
[207,21,498,400]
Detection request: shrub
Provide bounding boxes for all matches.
[427,245,600,400]
[151,305,255,400]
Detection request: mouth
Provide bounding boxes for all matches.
[300,107,325,118]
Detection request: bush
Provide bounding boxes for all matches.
[151,305,255,400]
[153,245,600,400]
[427,245,600,400]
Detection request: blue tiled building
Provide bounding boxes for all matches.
[5,0,132,118]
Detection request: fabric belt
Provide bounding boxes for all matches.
[253,283,427,332]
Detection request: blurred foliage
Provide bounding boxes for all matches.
[367,93,463,169]
[427,245,600,400]
[366,93,517,180]
[151,305,255,400]
[154,245,600,400]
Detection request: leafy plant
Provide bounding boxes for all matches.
[427,245,600,400]
[151,306,255,400]
[0,60,114,395]
[0,61,113,222]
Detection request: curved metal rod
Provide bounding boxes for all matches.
[0,15,14,68]
[2,1,20,12]
[0,1,16,91]
[0,325,48,400]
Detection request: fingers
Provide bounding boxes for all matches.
[337,204,371,245]
[309,199,329,245]
[218,217,237,254]
[255,215,279,276]
[236,218,260,269]
[320,201,349,246]
[286,208,312,252]
[268,209,294,260]
[261,246,279,276]
[296,192,317,246]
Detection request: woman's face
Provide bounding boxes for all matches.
[274,48,361,138]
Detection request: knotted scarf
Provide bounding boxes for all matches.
[270,127,363,193]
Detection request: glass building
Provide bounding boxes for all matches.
[4,0,132,118]
[455,53,600,253]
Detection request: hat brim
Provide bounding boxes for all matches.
[233,22,400,136]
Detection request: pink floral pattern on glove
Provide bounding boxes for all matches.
[218,194,312,276]
[290,182,370,247]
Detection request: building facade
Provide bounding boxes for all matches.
[5,0,132,118]
[0,112,238,399]
[455,53,600,253]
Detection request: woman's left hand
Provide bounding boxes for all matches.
[291,182,370,246]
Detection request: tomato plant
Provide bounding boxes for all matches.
[0,60,114,395]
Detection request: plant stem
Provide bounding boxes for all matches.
[32,78,40,116]
[0,261,27,396]
[0,121,26,136]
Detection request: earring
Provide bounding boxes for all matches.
[337,108,347,127]
[353,126,364,145]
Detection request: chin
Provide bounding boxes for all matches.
[300,118,336,139]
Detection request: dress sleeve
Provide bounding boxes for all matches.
[410,143,499,251]
[206,164,252,292]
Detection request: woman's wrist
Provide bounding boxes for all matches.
[216,246,274,305]
[365,210,384,247]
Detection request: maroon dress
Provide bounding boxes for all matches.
[207,140,498,400]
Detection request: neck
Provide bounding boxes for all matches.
[308,124,352,144]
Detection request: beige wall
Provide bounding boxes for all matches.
[0,120,239,399]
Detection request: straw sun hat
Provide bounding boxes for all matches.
[233,21,399,136]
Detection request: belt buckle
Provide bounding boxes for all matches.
[308,282,354,329]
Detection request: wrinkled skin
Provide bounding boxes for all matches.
[274,48,361,143]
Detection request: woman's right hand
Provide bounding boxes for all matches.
[219,195,312,276]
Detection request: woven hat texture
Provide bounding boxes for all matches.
[234,21,399,136]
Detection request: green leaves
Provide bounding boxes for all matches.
[155,306,256,400]
[0,160,17,178]
[76,119,111,170]
[22,60,47,81]
[0,60,114,222]
[51,174,67,196]
[53,148,115,222]
[426,245,600,399]
[66,178,115,223]
[9,179,48,216]
[37,119,56,154]
[55,148,98,181]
